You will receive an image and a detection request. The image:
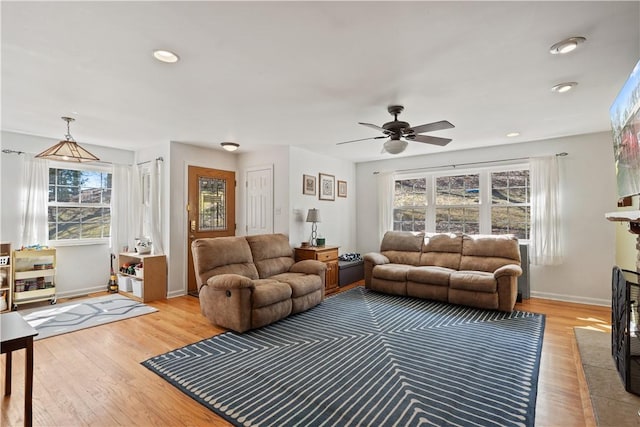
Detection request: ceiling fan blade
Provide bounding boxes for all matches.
[336,135,387,145]
[358,122,387,132]
[408,120,455,134]
[411,134,452,146]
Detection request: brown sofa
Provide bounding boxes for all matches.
[191,233,326,332]
[364,231,522,312]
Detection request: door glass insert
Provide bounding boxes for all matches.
[199,177,226,231]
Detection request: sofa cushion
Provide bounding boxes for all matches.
[246,234,295,278]
[373,264,413,281]
[459,234,520,273]
[380,231,424,265]
[450,271,496,293]
[192,237,259,287]
[270,272,323,297]
[419,233,462,270]
[251,280,292,308]
[407,266,454,287]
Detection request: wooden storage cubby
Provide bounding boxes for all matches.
[118,253,167,302]
[12,247,57,309]
[0,243,12,313]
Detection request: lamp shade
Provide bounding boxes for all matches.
[306,208,320,223]
[383,139,408,155]
[35,116,100,162]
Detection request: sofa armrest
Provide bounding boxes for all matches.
[205,274,256,291]
[363,252,389,266]
[290,259,327,276]
[494,264,523,279]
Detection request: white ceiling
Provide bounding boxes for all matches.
[2,1,639,163]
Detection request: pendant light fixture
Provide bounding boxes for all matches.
[35,117,99,162]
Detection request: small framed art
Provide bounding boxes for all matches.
[303,174,316,196]
[338,180,347,198]
[319,173,335,201]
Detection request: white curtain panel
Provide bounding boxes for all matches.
[111,164,139,252]
[20,155,49,247]
[148,159,163,254]
[530,155,564,265]
[378,172,395,244]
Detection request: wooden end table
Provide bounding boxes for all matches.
[1,312,38,427]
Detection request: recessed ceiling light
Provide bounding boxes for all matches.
[153,50,179,63]
[221,142,240,152]
[506,132,520,138]
[549,37,586,55]
[551,82,578,93]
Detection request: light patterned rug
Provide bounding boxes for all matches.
[143,287,545,427]
[575,327,640,426]
[20,294,157,340]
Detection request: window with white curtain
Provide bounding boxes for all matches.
[47,165,112,242]
[392,165,530,240]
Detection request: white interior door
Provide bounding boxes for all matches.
[246,166,273,235]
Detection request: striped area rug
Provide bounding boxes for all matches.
[143,287,545,427]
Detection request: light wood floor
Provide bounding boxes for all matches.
[1,285,610,426]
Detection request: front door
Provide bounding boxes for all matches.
[187,166,236,294]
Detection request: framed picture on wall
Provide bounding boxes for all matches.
[319,173,335,201]
[338,180,347,198]
[303,174,316,196]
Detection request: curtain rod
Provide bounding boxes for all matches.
[137,156,164,165]
[373,152,568,175]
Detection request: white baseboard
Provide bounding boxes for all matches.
[56,285,106,299]
[530,290,610,307]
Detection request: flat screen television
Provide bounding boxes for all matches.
[610,59,640,199]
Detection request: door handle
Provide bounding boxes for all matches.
[190,220,196,231]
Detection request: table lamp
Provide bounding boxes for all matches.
[306,208,321,246]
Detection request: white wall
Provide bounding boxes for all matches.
[167,142,237,297]
[0,131,135,298]
[356,132,618,305]
[288,146,357,253]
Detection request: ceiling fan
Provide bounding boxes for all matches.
[337,105,454,154]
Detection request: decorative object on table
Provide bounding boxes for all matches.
[318,173,335,201]
[337,180,347,197]
[302,174,316,196]
[306,208,321,246]
[20,294,158,340]
[35,116,100,162]
[134,237,152,254]
[143,287,544,427]
[107,253,118,293]
[316,236,326,246]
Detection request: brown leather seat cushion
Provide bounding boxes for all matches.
[449,271,496,293]
[373,264,412,281]
[252,280,292,308]
[270,272,322,297]
[407,266,454,287]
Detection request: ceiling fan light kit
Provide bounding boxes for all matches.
[337,105,454,154]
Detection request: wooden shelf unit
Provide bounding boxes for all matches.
[0,243,12,313]
[294,245,339,294]
[12,248,56,309]
[118,253,167,302]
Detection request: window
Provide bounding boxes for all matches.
[392,167,530,240]
[48,167,112,241]
[393,178,426,231]
[491,170,530,239]
[435,174,480,234]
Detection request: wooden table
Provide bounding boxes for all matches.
[1,312,38,427]
[294,246,340,294]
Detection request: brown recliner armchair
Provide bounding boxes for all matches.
[191,234,326,333]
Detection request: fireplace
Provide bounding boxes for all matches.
[611,266,640,395]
